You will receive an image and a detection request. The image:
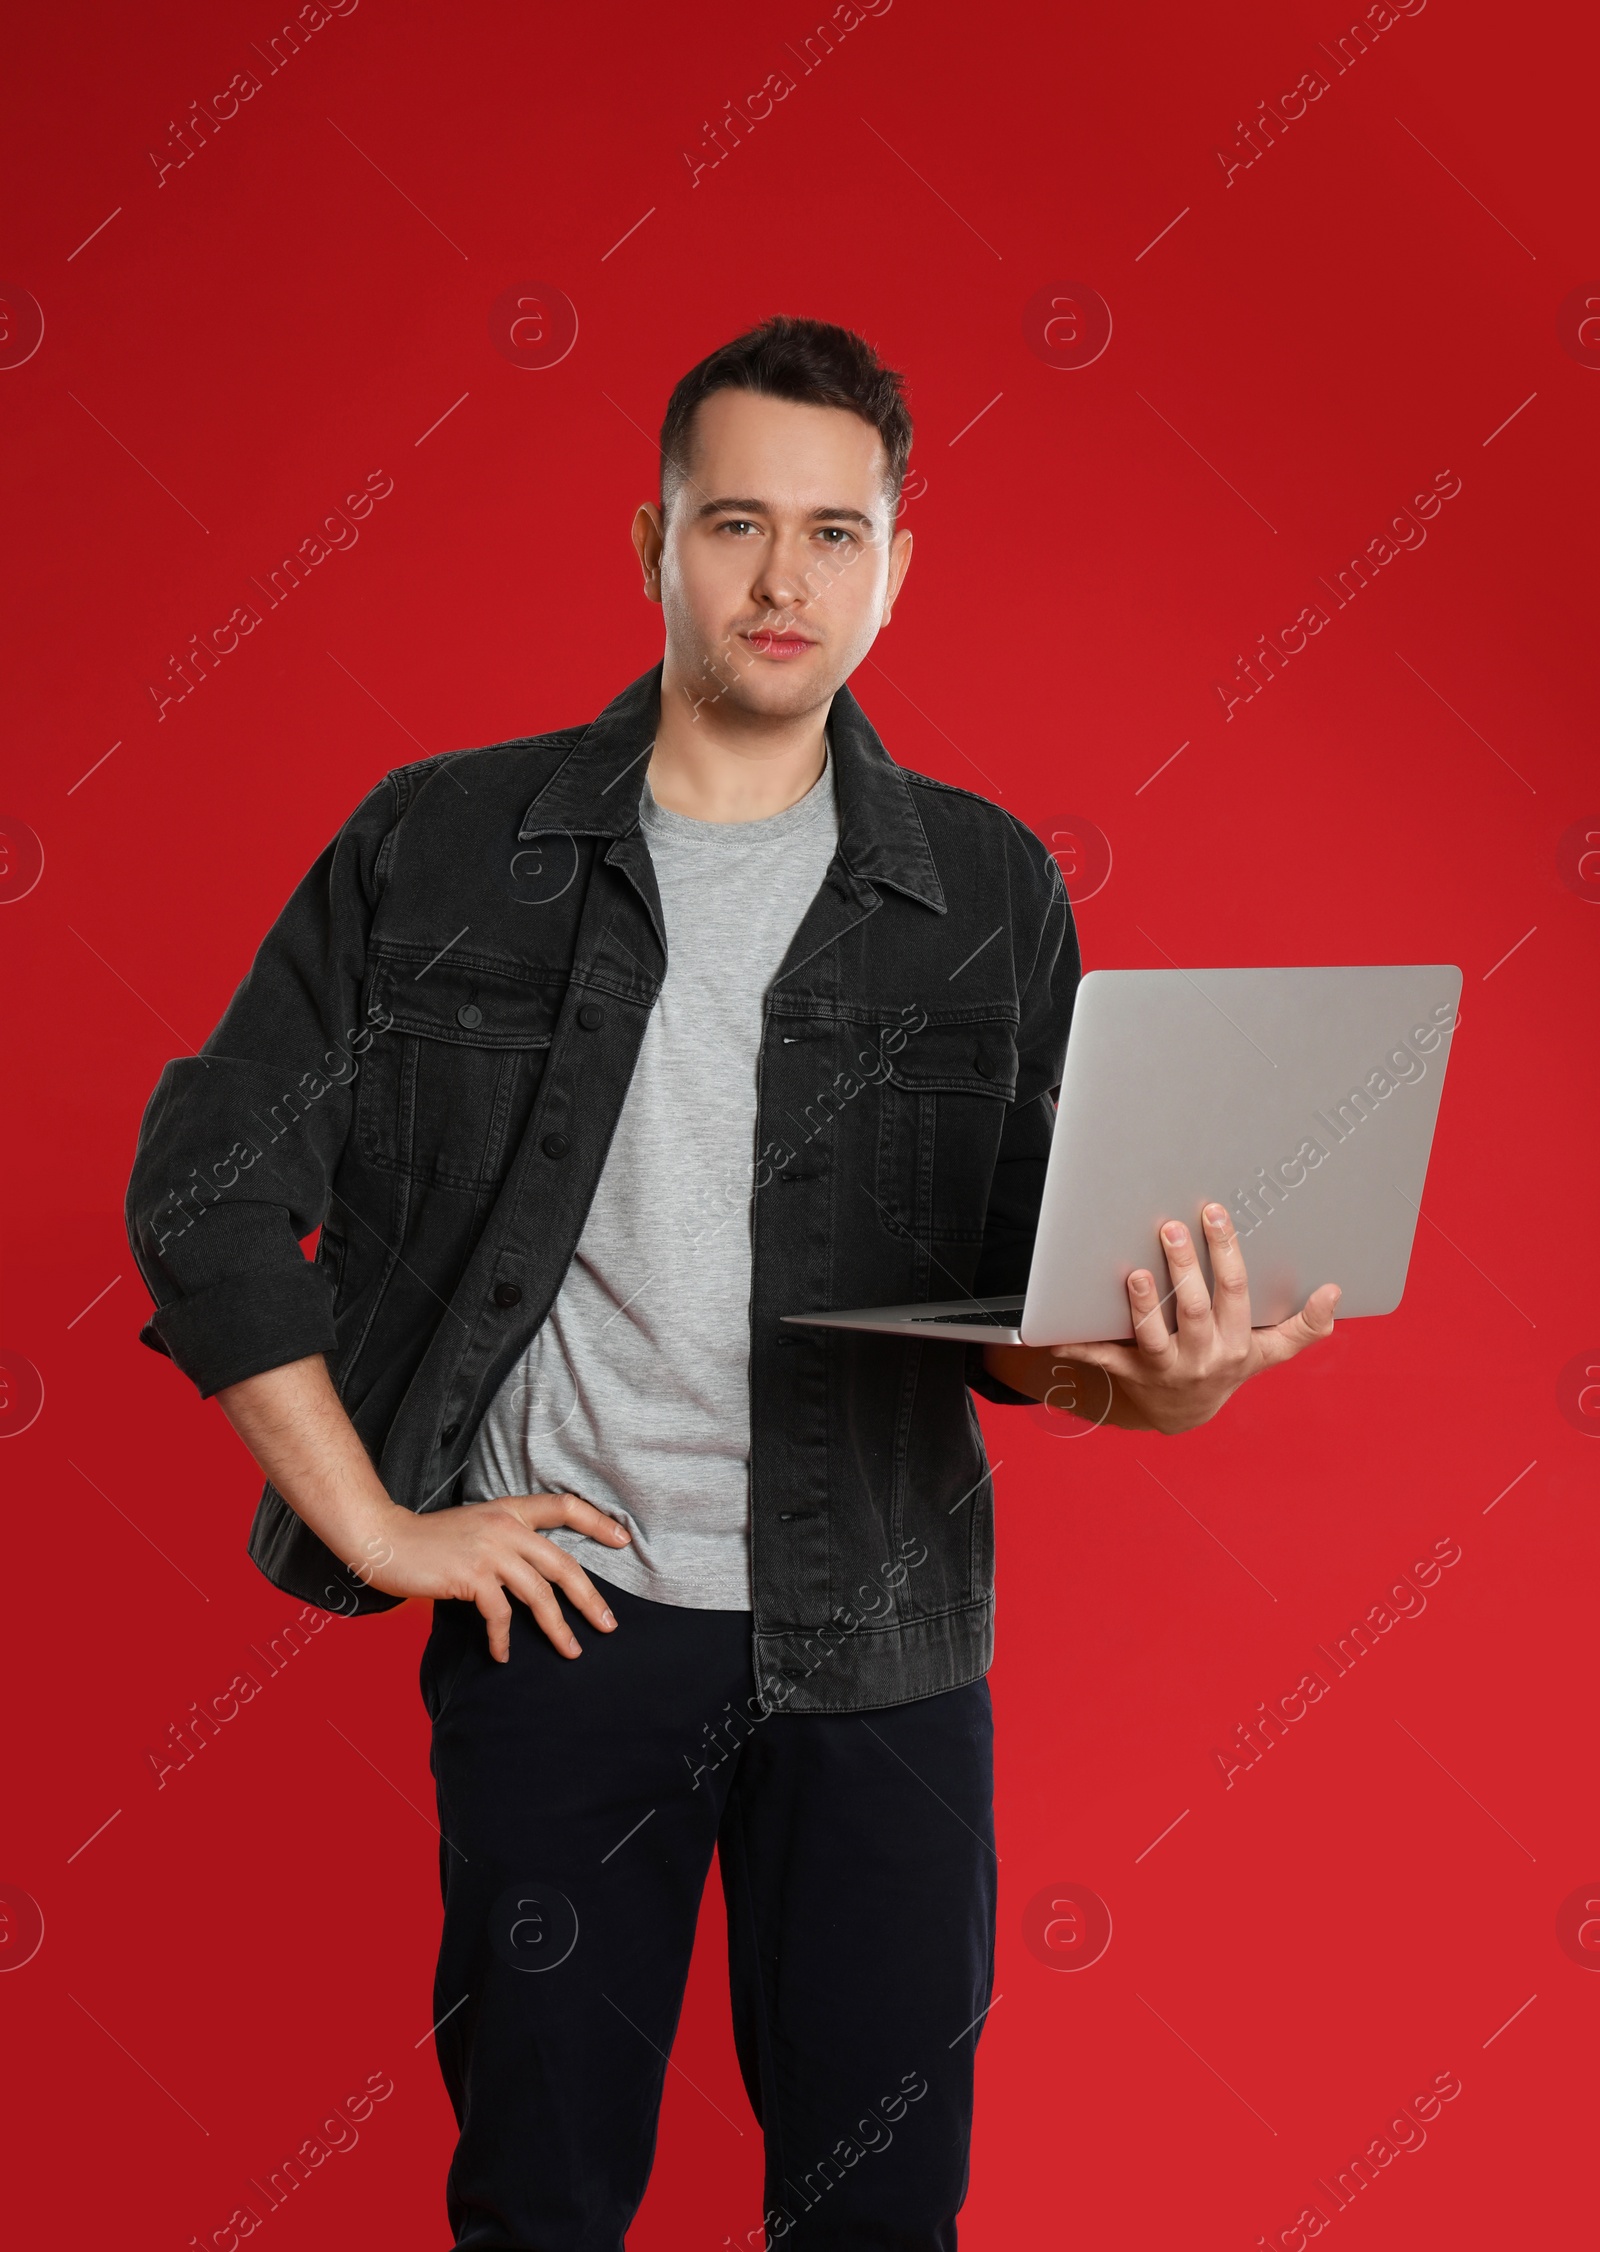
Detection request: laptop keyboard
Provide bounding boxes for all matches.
[916,1305,1024,1325]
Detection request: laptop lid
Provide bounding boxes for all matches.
[1019,965,1462,1347]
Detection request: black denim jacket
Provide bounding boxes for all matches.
[124,660,1080,1713]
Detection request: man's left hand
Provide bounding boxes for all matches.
[982,1202,1341,1436]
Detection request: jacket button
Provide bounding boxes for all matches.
[974,1053,995,1076]
[440,1423,460,1445]
[542,1132,571,1159]
[456,1003,483,1028]
[577,1003,603,1030]
[493,1283,522,1308]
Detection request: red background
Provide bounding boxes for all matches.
[2,0,1596,2244]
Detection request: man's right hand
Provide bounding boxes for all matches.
[212,1353,633,1666]
[363,1492,634,1663]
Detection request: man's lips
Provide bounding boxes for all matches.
[743,629,816,658]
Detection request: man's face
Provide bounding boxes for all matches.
[634,387,913,721]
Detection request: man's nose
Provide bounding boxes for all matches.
[749,540,810,621]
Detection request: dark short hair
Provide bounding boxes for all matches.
[658,315,913,523]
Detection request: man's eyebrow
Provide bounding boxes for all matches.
[691,496,877,526]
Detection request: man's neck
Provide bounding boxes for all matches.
[648,656,830,824]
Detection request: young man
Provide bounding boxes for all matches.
[125,317,1338,2250]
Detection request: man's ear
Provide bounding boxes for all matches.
[881,524,913,626]
[632,502,665,604]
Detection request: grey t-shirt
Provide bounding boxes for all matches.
[463,741,841,1609]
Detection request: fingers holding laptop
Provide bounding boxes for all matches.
[1055,1202,1341,1434]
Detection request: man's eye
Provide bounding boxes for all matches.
[818,526,854,545]
[718,519,758,536]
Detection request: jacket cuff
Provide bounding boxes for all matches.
[144,1264,338,1399]
[963,1340,1038,1408]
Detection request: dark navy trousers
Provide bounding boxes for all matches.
[419,1570,997,2250]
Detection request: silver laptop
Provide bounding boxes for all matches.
[781,964,1463,1347]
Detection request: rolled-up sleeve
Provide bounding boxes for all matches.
[965,839,1080,1408]
[124,772,400,1398]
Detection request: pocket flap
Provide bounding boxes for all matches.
[367,951,562,1048]
[882,1017,1018,1097]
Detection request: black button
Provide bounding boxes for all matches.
[542,1132,571,1159]
[493,1283,522,1308]
[440,1423,460,1445]
[974,1053,995,1077]
[577,1003,603,1030]
[456,1003,483,1029]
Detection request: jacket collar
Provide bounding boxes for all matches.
[519,659,947,914]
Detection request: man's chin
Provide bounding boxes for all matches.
[672,645,843,722]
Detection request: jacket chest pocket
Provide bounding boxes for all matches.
[875,1015,1018,1245]
[354,953,563,1191]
